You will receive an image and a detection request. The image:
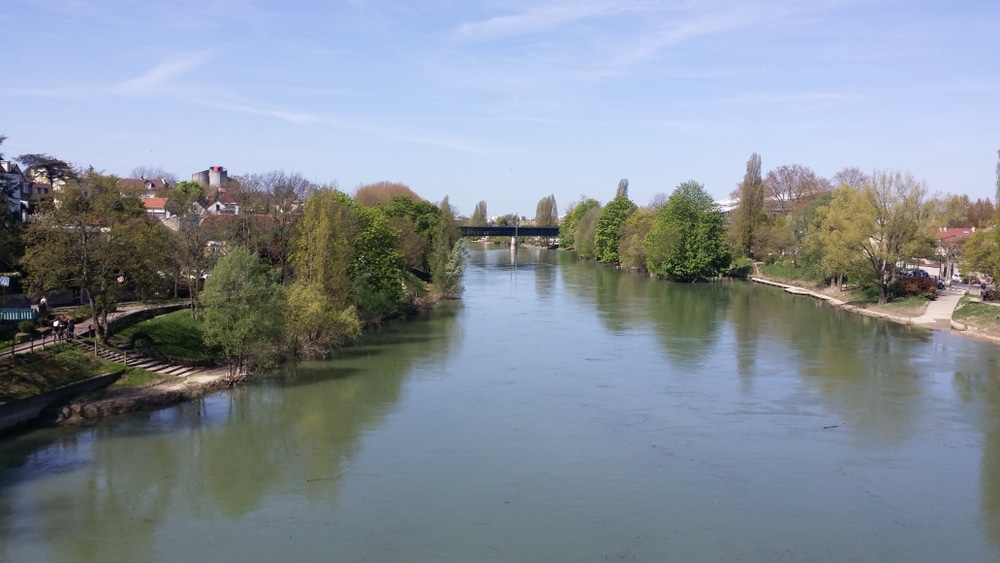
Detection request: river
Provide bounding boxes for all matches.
[1,245,1000,561]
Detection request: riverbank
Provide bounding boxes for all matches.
[750,275,1000,344]
[50,367,235,425]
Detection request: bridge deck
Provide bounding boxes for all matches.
[460,226,559,237]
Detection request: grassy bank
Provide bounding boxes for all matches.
[0,344,125,403]
[954,297,1000,331]
[113,309,214,360]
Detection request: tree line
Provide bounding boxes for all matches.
[477,151,999,305]
[0,151,465,374]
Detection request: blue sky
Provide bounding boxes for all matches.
[2,0,998,217]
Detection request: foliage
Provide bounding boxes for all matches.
[200,248,285,378]
[470,200,488,226]
[617,207,655,271]
[21,171,172,340]
[165,180,206,217]
[384,194,441,274]
[354,181,420,207]
[574,205,602,259]
[616,178,629,199]
[962,207,1000,284]
[559,198,599,249]
[732,152,766,258]
[287,188,363,356]
[814,171,931,304]
[430,196,464,297]
[594,195,636,265]
[888,276,937,300]
[350,205,405,321]
[727,257,755,278]
[644,181,731,281]
[764,163,827,216]
[16,153,76,186]
[534,194,558,227]
[114,309,214,360]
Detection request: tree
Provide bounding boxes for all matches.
[617,207,656,271]
[165,180,206,217]
[354,181,420,207]
[200,247,285,379]
[764,164,826,216]
[833,167,868,190]
[16,153,75,187]
[574,205,602,259]
[815,171,930,304]
[616,178,629,199]
[559,198,599,249]
[129,165,177,184]
[534,194,558,227]
[595,193,636,265]
[170,219,220,319]
[20,171,170,340]
[962,208,1000,285]
[732,152,766,258]
[644,181,730,281]
[470,200,488,226]
[430,196,464,297]
[286,188,363,357]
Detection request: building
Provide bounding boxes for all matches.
[1,159,50,221]
[191,166,228,188]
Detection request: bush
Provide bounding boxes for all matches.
[17,320,36,335]
[889,276,937,299]
[727,257,754,278]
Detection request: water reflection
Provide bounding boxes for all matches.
[0,304,460,561]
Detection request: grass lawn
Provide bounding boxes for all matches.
[758,263,825,284]
[870,295,932,317]
[114,309,213,360]
[0,344,124,403]
[953,297,1000,330]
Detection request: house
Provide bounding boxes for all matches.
[143,197,172,220]
[205,186,239,215]
[1,159,49,221]
[116,177,171,200]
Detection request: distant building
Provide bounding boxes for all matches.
[1,159,50,221]
[191,165,228,188]
[117,177,171,200]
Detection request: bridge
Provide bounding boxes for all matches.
[460,226,560,237]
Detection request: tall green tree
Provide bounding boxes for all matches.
[595,193,636,265]
[430,195,464,297]
[732,152,766,258]
[559,198,599,249]
[575,205,602,259]
[617,207,656,271]
[21,171,170,340]
[200,247,285,379]
[644,181,730,280]
[470,200,488,226]
[534,194,558,227]
[16,153,76,187]
[165,180,206,217]
[286,188,362,357]
[816,171,930,304]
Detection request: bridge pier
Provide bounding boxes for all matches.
[510,236,518,250]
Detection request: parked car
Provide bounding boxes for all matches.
[952,274,963,283]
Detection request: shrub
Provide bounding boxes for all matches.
[17,320,37,335]
[727,257,754,278]
[889,276,937,300]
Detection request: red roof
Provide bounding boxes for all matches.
[144,197,168,210]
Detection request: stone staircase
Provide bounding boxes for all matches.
[69,338,207,378]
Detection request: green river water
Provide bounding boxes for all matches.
[2,245,1000,561]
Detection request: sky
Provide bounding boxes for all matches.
[1,0,998,217]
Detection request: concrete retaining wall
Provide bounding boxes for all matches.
[0,372,123,432]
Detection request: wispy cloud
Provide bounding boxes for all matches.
[458,1,642,40]
[113,52,209,96]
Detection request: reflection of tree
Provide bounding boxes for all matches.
[643,280,728,364]
[727,281,764,388]
[953,360,1000,548]
[770,293,927,447]
[0,304,460,560]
